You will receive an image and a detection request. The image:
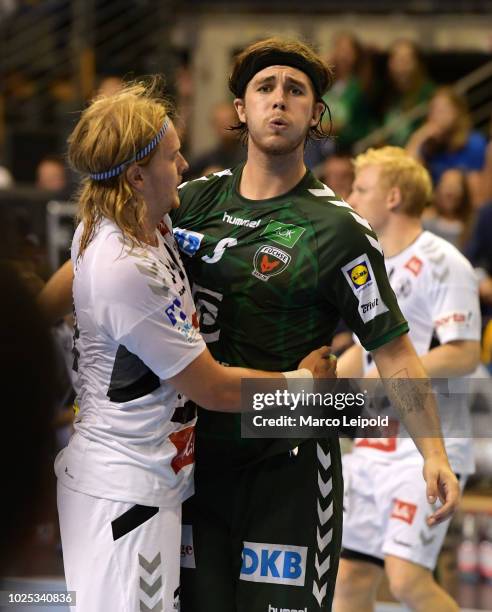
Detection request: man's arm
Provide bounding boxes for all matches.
[336,343,364,378]
[418,340,480,377]
[366,339,480,379]
[371,333,460,526]
[168,345,336,411]
[37,260,74,324]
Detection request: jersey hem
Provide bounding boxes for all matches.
[56,477,194,508]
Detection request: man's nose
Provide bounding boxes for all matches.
[272,86,286,109]
[347,192,356,207]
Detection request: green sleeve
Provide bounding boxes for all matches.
[320,208,408,351]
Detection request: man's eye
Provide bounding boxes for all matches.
[258,85,270,92]
[291,87,304,95]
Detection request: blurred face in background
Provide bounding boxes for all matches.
[428,92,459,133]
[349,164,391,233]
[435,169,467,218]
[321,156,354,200]
[211,102,239,146]
[388,40,420,91]
[36,159,67,191]
[331,32,359,79]
[96,76,124,98]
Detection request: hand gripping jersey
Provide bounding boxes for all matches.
[55,217,206,507]
[171,165,408,466]
[354,231,480,473]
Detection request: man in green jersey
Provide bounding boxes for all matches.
[171,38,459,611]
[39,39,459,612]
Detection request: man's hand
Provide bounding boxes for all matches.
[423,453,460,527]
[299,346,337,379]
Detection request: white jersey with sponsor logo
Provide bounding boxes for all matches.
[354,230,480,473]
[55,217,206,507]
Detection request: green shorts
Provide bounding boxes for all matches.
[180,437,343,611]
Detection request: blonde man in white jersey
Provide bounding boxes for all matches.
[333,147,481,612]
[58,79,334,612]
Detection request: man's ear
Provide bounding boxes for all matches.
[126,163,144,193]
[234,98,246,124]
[387,185,403,211]
[310,101,325,127]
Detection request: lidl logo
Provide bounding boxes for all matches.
[341,254,389,323]
[350,263,370,287]
[240,542,307,586]
[261,221,305,249]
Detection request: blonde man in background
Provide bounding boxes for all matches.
[334,147,480,612]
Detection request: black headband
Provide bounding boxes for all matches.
[230,50,326,100]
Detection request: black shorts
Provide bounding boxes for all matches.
[180,437,343,611]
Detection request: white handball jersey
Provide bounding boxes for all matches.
[55,217,206,507]
[354,231,480,473]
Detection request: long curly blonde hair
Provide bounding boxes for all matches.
[68,77,169,255]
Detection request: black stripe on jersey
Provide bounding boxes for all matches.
[164,242,186,281]
[171,400,197,424]
[111,504,159,540]
[107,345,160,402]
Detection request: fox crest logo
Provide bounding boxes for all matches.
[252,245,291,282]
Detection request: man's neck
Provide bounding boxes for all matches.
[378,217,423,258]
[239,142,306,200]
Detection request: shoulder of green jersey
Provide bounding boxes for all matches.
[307,182,354,210]
[349,211,372,232]
[366,233,383,255]
[307,184,336,198]
[178,168,233,191]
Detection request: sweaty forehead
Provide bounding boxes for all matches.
[250,65,311,85]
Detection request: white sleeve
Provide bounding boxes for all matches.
[92,251,206,380]
[428,249,481,345]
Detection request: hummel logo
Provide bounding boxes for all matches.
[223,211,261,228]
[392,538,412,548]
[419,530,435,546]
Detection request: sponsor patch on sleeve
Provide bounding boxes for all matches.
[341,254,389,323]
[434,311,474,332]
[173,227,205,257]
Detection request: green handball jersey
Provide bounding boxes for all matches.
[171,165,408,466]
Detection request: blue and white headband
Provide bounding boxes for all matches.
[89,117,170,181]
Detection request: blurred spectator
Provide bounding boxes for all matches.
[478,114,492,205]
[423,168,473,250]
[319,153,354,200]
[406,86,487,206]
[0,259,56,572]
[174,63,195,157]
[465,201,492,313]
[36,154,68,194]
[186,101,245,178]
[381,39,435,147]
[95,74,125,98]
[4,69,41,127]
[322,31,375,153]
[0,165,14,189]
